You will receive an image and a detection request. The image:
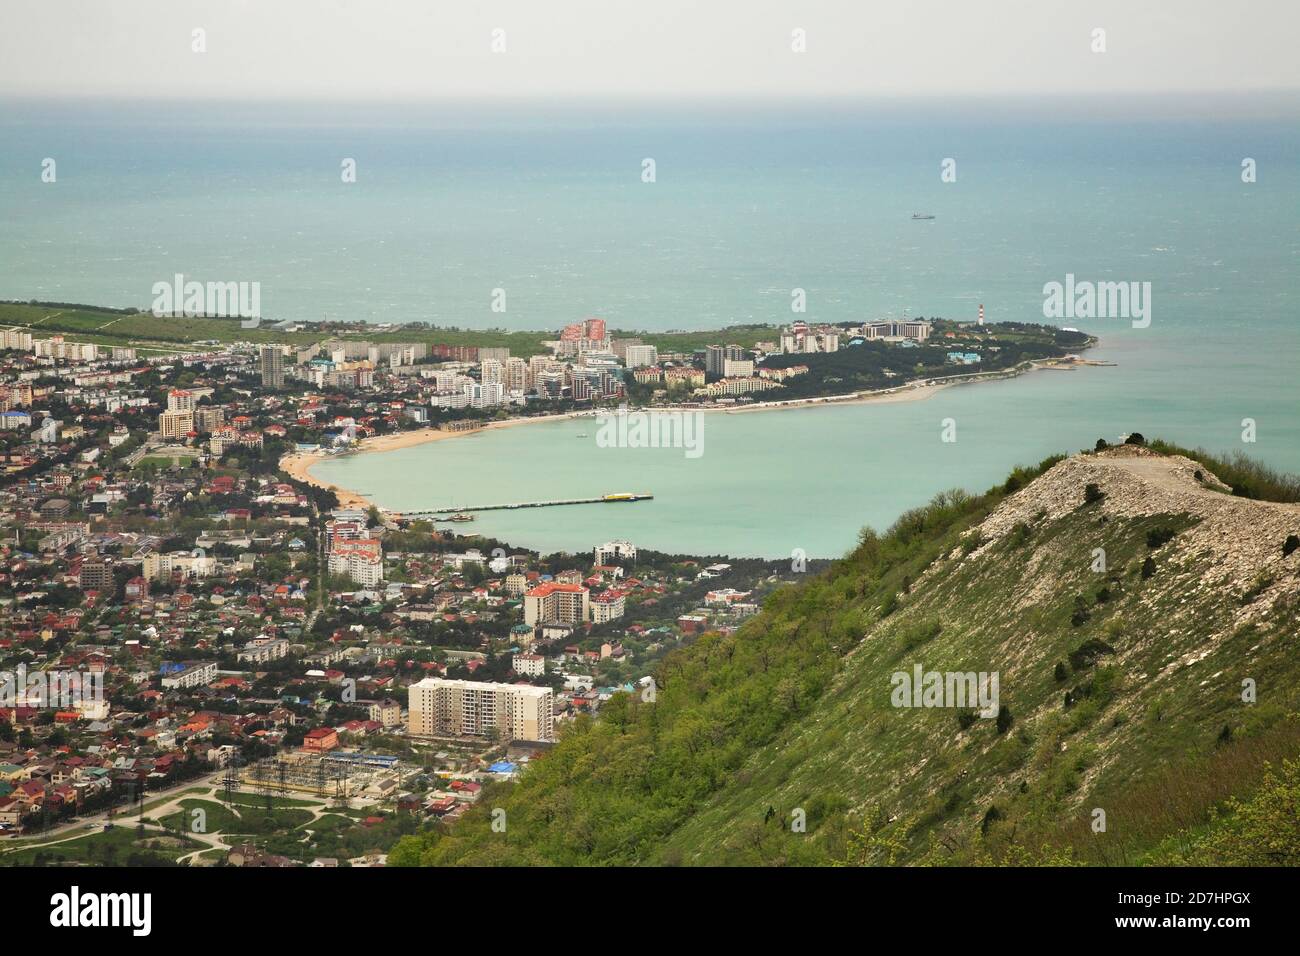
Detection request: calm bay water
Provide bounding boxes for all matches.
[2,101,1296,556]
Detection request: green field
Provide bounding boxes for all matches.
[0,301,781,359]
[2,826,202,867]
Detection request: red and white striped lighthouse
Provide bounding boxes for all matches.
[978,304,985,326]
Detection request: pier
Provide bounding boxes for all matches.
[397,493,653,519]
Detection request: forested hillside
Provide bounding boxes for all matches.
[391,441,1300,866]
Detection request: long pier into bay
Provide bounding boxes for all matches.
[397,493,653,520]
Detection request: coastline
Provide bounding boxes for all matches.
[278,412,584,509]
[280,358,1096,508]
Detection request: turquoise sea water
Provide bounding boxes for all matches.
[2,101,1296,556]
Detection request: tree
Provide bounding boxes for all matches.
[995,705,1013,735]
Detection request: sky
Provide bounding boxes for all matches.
[1,0,1298,103]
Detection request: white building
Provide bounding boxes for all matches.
[591,591,626,624]
[594,540,637,565]
[161,661,218,690]
[328,539,383,587]
[512,653,546,677]
[623,344,659,369]
[237,636,291,664]
[408,677,555,742]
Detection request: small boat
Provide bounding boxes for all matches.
[912,213,936,220]
[448,513,475,522]
[575,432,588,438]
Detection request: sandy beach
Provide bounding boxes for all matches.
[278,412,582,509]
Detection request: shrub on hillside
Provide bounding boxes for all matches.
[1069,638,1115,671]
[1146,526,1178,548]
[995,705,1014,735]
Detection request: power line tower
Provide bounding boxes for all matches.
[254,758,275,815]
[332,759,351,810]
[221,755,242,805]
[276,759,289,809]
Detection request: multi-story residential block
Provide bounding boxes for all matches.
[623,344,659,369]
[591,591,626,623]
[158,409,193,439]
[193,405,226,432]
[368,698,403,729]
[705,344,749,377]
[328,538,383,587]
[161,660,218,689]
[408,677,554,742]
[503,357,529,394]
[523,582,590,626]
[143,551,216,582]
[593,540,637,565]
[78,559,114,592]
[693,376,783,398]
[663,367,705,388]
[237,636,291,664]
[511,653,546,677]
[260,345,286,388]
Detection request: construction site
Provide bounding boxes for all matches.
[230,751,403,804]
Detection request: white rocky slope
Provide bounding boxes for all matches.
[967,444,1300,628]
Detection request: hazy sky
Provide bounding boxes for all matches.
[2,0,1298,101]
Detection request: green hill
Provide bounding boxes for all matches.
[391,442,1300,866]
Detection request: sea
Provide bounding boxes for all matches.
[2,98,1296,557]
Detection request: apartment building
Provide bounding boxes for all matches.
[160,660,218,690]
[368,698,403,729]
[693,376,784,398]
[623,344,659,369]
[594,540,637,565]
[408,677,555,742]
[143,551,216,582]
[237,636,291,664]
[591,591,626,624]
[260,345,286,388]
[78,559,114,592]
[511,653,546,677]
[328,538,383,587]
[523,582,590,626]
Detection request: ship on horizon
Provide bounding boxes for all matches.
[912,212,936,220]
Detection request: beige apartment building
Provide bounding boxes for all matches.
[408,677,554,742]
[523,582,589,626]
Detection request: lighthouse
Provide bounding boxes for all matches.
[978,304,985,326]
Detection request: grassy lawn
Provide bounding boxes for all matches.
[160,798,314,836]
[0,301,779,359]
[223,791,321,810]
[141,787,209,813]
[1,826,201,867]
